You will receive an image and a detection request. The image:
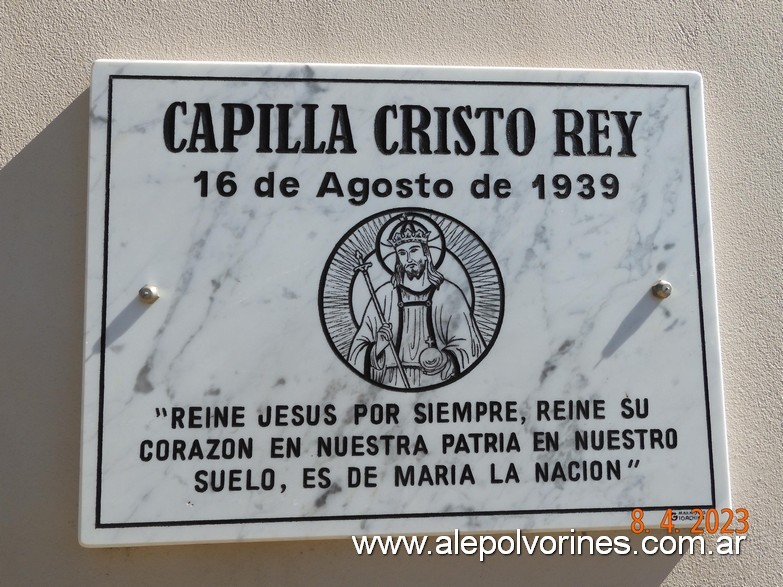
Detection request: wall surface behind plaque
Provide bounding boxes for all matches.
[0,1,780,586]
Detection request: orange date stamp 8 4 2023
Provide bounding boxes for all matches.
[630,508,749,535]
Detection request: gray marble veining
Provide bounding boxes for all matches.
[80,61,728,546]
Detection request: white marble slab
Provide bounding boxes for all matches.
[80,60,729,546]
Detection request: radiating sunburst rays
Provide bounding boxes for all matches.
[321,215,387,356]
[320,209,503,358]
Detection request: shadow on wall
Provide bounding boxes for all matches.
[0,92,681,586]
[0,90,92,576]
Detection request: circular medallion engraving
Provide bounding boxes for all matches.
[319,208,504,392]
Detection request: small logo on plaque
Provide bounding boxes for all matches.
[319,208,503,391]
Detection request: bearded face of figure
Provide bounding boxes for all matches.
[396,242,427,280]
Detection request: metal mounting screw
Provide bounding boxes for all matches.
[651,280,672,299]
[138,285,160,304]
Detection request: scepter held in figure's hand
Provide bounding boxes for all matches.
[354,250,410,389]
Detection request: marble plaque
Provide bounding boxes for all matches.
[81,60,729,546]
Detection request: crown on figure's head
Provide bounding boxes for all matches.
[389,216,430,247]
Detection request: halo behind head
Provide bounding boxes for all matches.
[377,212,445,274]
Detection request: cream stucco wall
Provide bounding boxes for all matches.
[1,1,780,585]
